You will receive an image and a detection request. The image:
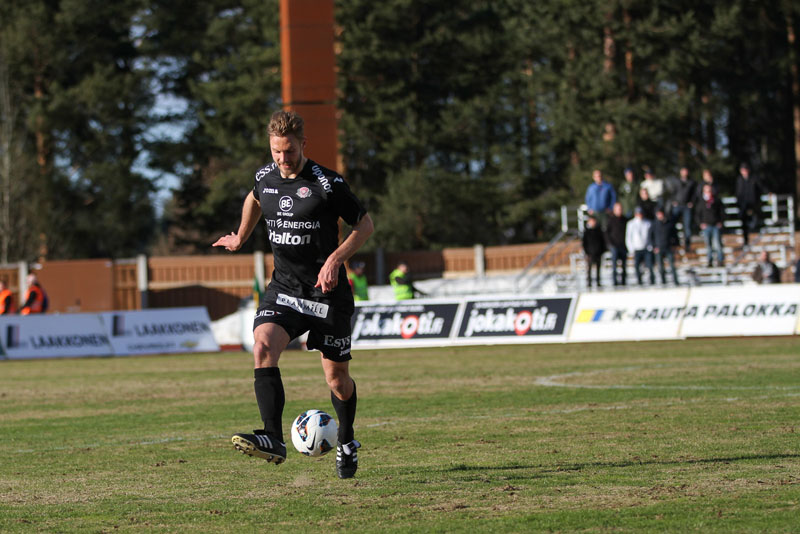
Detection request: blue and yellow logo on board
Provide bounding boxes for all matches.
[576,309,605,323]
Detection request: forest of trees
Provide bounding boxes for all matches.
[1,0,799,262]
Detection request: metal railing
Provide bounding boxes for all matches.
[513,229,581,292]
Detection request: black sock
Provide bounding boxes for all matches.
[331,381,357,444]
[254,367,285,442]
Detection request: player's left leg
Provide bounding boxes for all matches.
[322,358,356,439]
[322,357,360,478]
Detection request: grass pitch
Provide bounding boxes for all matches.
[1,337,799,533]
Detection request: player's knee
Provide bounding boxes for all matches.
[325,370,352,397]
[326,373,343,392]
[253,339,280,367]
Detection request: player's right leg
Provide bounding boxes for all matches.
[231,322,291,464]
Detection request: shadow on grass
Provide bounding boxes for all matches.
[436,452,800,480]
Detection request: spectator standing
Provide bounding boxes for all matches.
[582,215,606,288]
[695,183,725,267]
[752,251,781,284]
[636,187,657,221]
[389,262,423,300]
[347,261,369,301]
[699,168,719,198]
[794,258,800,283]
[649,208,680,285]
[605,202,628,286]
[735,163,766,247]
[618,167,638,218]
[584,169,616,229]
[0,280,16,314]
[672,166,697,252]
[625,207,655,285]
[20,273,48,315]
[639,166,665,208]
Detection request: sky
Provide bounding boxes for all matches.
[134,93,188,215]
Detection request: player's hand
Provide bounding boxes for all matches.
[212,232,242,252]
[315,257,341,293]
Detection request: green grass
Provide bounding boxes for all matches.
[1,337,799,533]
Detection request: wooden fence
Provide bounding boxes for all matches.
[2,231,796,320]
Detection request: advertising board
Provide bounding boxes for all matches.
[351,300,462,348]
[680,284,800,338]
[454,296,573,344]
[568,289,689,342]
[0,314,113,359]
[100,307,219,355]
[350,295,575,349]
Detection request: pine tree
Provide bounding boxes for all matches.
[140,0,281,254]
[0,0,157,260]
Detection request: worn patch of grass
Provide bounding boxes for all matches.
[1,337,799,532]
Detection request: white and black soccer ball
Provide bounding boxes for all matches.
[290,410,338,457]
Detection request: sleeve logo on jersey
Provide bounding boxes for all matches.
[255,163,276,182]
[296,186,312,199]
[311,164,344,193]
[279,196,294,211]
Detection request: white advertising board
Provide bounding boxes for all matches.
[100,307,219,355]
[0,314,113,359]
[568,288,689,342]
[680,284,800,338]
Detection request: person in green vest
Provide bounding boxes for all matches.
[347,261,369,301]
[389,262,420,300]
[618,166,639,218]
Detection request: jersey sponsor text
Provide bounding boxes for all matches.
[276,294,329,318]
[269,230,312,246]
[311,164,344,193]
[323,334,351,349]
[265,219,321,230]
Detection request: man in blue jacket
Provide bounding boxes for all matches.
[585,169,616,229]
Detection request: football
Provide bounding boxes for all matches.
[290,410,338,457]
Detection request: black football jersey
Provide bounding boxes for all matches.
[252,159,367,300]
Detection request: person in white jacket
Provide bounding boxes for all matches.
[626,206,655,285]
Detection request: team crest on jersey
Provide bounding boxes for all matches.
[296,186,312,199]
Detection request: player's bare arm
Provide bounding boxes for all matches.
[315,213,374,293]
[212,192,262,251]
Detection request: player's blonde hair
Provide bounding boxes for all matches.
[268,110,304,139]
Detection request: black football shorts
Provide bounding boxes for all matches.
[253,289,354,362]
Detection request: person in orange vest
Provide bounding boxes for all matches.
[0,280,16,314]
[20,273,48,315]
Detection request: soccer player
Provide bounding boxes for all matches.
[213,110,374,478]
